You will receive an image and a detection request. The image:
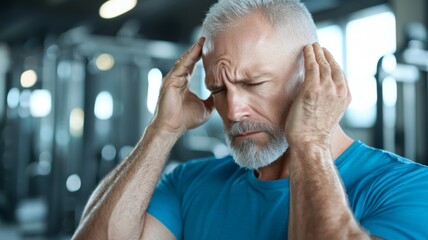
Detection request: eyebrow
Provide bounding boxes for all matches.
[205,72,274,91]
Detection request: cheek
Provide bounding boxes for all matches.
[248,90,285,121]
[261,83,292,124]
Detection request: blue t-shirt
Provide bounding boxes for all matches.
[147,141,428,239]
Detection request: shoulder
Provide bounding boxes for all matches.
[349,145,428,238]
[369,151,428,194]
[340,141,428,176]
[341,141,428,204]
[345,141,428,203]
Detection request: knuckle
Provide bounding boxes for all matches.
[331,64,341,73]
[336,85,347,98]
[306,63,319,75]
[333,71,345,81]
[307,62,319,71]
[320,63,331,73]
[304,87,321,101]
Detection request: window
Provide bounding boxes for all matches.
[317,24,344,68]
[317,6,396,128]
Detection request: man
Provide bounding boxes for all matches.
[73,0,428,239]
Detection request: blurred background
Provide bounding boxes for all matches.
[0,0,427,239]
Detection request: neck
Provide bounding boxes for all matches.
[255,126,354,181]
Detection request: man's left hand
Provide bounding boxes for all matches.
[284,42,351,149]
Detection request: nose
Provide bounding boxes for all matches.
[226,89,251,122]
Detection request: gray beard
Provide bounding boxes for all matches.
[225,120,289,170]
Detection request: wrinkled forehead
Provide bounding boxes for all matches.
[202,15,289,72]
[202,33,301,83]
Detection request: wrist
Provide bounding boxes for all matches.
[146,121,184,142]
[288,136,330,150]
[289,141,331,159]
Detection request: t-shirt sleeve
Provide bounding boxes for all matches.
[360,164,428,239]
[147,165,183,239]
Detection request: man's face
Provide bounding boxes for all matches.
[202,11,302,169]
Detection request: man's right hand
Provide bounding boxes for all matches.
[73,38,213,240]
[151,37,215,135]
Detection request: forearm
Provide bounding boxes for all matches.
[73,124,180,240]
[288,143,369,240]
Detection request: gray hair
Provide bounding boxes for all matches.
[201,0,318,54]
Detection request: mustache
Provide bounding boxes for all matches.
[226,121,277,138]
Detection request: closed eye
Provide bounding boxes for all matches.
[210,82,266,95]
[241,82,266,87]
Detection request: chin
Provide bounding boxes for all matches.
[224,121,289,169]
[229,139,288,170]
[233,155,278,170]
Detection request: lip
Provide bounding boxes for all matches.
[235,131,263,139]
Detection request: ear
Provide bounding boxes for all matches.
[202,37,213,56]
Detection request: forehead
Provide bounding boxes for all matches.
[202,12,293,83]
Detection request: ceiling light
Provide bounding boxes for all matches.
[20,69,37,88]
[95,53,115,71]
[94,91,114,120]
[66,174,81,192]
[99,0,137,19]
[7,88,20,108]
[29,90,52,117]
[70,108,85,137]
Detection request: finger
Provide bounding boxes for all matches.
[323,47,345,83]
[312,42,331,83]
[323,47,348,95]
[169,37,205,80]
[303,44,319,85]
